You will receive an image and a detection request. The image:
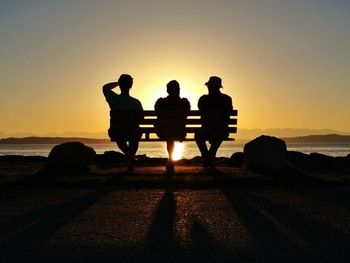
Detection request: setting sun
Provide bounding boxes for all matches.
[172,142,185,161]
[140,73,205,111]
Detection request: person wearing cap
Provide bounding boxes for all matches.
[195,76,233,168]
[155,80,190,174]
[103,74,144,172]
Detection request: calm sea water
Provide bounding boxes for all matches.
[0,142,349,158]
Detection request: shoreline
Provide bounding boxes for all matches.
[1,151,349,187]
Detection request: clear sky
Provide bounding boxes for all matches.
[1,0,349,135]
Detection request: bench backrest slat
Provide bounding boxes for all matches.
[110,109,238,141]
[140,126,237,133]
[140,118,237,125]
[142,109,238,116]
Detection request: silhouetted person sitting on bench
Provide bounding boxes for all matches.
[103,74,144,171]
[155,80,190,174]
[195,76,233,168]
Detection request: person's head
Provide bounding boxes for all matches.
[118,74,133,90]
[205,76,223,93]
[166,80,180,96]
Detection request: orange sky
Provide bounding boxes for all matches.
[1,1,349,136]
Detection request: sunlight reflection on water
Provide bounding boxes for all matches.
[173,142,185,161]
[0,142,349,158]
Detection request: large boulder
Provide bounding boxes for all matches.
[244,135,288,173]
[346,154,350,168]
[288,151,350,174]
[44,142,96,176]
[96,151,125,168]
[230,152,245,167]
[288,151,310,170]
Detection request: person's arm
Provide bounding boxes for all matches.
[154,98,162,112]
[197,96,204,112]
[102,82,119,97]
[184,98,191,112]
[137,100,144,122]
[226,96,233,111]
[222,97,233,123]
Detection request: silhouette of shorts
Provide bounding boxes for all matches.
[108,127,142,142]
[156,127,186,141]
[108,110,143,142]
[195,127,229,143]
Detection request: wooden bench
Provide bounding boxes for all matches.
[138,110,238,141]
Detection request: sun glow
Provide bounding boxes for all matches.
[172,142,185,161]
[138,74,203,110]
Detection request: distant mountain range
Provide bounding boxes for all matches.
[0,137,110,144]
[1,134,350,144]
[282,134,350,143]
[0,131,106,139]
[237,128,350,140]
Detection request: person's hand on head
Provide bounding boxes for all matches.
[103,82,119,90]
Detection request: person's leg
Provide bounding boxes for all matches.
[116,139,129,155]
[208,139,223,168]
[195,130,210,167]
[195,131,208,158]
[129,139,139,157]
[167,140,175,161]
[116,139,135,171]
[127,138,140,172]
[166,140,175,174]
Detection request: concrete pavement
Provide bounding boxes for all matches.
[1,185,350,262]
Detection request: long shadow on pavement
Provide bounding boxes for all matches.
[248,191,350,262]
[139,188,253,263]
[287,185,350,210]
[138,188,183,262]
[0,189,110,262]
[221,187,311,262]
[221,186,350,263]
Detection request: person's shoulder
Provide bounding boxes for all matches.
[127,96,143,109]
[198,94,209,104]
[129,96,141,103]
[180,97,190,108]
[220,93,232,101]
[159,97,168,102]
[219,93,233,110]
[155,97,166,105]
[198,94,209,101]
[155,97,166,109]
[181,97,190,103]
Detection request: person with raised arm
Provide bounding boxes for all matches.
[103,74,143,171]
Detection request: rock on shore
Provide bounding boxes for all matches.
[230,135,350,175]
[43,142,96,176]
[1,137,349,179]
[243,135,288,173]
